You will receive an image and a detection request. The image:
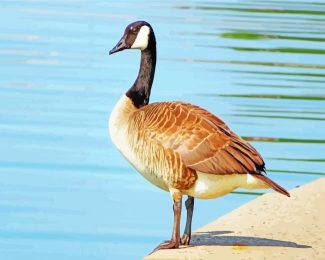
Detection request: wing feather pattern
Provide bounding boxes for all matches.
[136,101,265,175]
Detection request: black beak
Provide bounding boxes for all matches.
[109,36,128,55]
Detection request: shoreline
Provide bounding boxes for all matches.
[145,178,325,260]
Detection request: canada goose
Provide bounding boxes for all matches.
[108,21,290,251]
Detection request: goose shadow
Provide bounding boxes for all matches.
[190,231,311,249]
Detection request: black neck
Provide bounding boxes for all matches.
[126,34,156,108]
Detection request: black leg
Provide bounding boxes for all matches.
[181,196,194,245]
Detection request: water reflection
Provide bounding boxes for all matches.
[0,0,324,259]
[221,32,325,42]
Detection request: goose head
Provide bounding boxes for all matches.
[109,21,155,55]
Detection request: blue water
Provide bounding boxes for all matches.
[0,0,324,259]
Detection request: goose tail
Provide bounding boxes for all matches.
[254,174,290,197]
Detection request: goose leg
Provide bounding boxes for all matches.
[181,196,194,245]
[153,190,182,252]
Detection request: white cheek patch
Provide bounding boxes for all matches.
[131,25,150,50]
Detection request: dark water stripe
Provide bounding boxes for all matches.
[226,46,325,55]
[236,109,325,115]
[230,113,325,121]
[201,1,325,8]
[176,5,325,16]
[268,169,325,176]
[235,83,323,90]
[163,58,325,69]
[236,77,325,84]
[269,158,325,162]
[221,31,325,42]
[219,94,325,101]
[249,0,325,6]
[218,27,325,35]
[231,191,263,196]
[222,70,325,78]
[235,103,320,109]
[195,59,325,69]
[198,45,325,55]
[242,136,325,144]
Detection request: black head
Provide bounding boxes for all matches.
[109,21,154,55]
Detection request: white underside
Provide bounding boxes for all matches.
[185,172,268,199]
[109,95,268,199]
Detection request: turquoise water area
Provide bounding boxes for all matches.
[0,0,324,259]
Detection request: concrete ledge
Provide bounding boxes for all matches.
[145,178,325,260]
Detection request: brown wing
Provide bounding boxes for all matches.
[136,101,265,175]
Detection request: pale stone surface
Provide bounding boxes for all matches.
[145,178,325,260]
